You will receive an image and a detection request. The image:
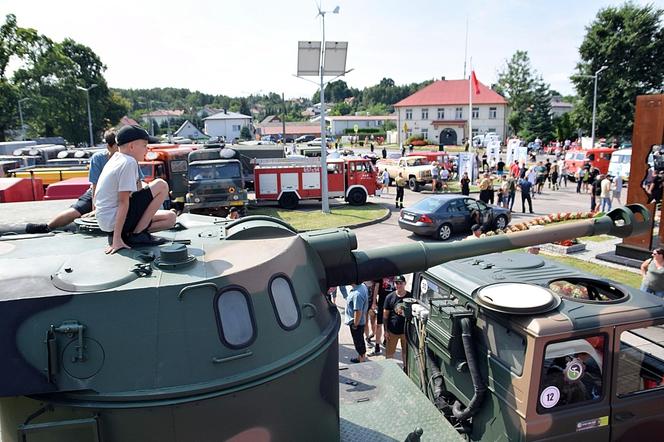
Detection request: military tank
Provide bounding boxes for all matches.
[0,204,651,441]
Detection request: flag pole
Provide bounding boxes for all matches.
[468,58,473,154]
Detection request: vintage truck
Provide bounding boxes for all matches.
[376,155,432,191]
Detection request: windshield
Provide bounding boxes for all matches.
[610,154,630,164]
[189,163,241,180]
[411,197,445,212]
[139,164,153,177]
[407,158,424,166]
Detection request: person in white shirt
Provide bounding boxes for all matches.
[600,175,613,212]
[95,125,176,254]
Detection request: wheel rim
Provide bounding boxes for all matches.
[438,225,451,240]
[496,216,507,229]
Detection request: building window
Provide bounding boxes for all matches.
[472,107,479,118]
[269,275,300,330]
[215,288,256,349]
[488,128,496,133]
[489,107,497,119]
[407,130,412,137]
[421,108,429,120]
[421,129,428,140]
[405,109,412,120]
[455,107,463,119]
[232,125,241,131]
[471,128,479,137]
[437,108,445,119]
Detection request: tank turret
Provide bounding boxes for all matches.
[0,204,649,441]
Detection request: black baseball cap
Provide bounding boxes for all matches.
[116,125,160,145]
[394,275,406,283]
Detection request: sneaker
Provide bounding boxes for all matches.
[371,344,381,355]
[350,357,363,363]
[25,223,50,234]
[365,333,374,344]
[125,231,168,246]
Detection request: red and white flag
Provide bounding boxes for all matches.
[471,70,481,95]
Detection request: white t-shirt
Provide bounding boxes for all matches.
[94,153,139,232]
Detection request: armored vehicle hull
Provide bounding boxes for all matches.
[0,205,651,441]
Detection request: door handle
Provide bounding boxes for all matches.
[614,411,635,422]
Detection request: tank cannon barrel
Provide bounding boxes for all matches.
[303,204,650,287]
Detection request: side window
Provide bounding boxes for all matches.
[484,319,526,375]
[269,275,300,330]
[588,153,595,161]
[215,288,256,349]
[465,199,480,212]
[537,335,605,413]
[416,275,452,304]
[616,325,664,396]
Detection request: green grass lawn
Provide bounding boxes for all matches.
[247,203,388,231]
[540,253,641,288]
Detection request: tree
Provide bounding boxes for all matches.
[520,77,553,141]
[495,50,536,135]
[240,126,252,140]
[572,3,664,138]
[552,113,575,142]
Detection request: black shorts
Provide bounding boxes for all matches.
[122,187,154,235]
[71,188,93,215]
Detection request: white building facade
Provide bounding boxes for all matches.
[203,111,252,142]
[323,115,397,136]
[394,79,508,146]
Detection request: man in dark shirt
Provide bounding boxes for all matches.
[383,275,411,369]
[518,177,534,213]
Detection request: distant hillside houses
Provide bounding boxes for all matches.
[141,109,185,126]
[173,120,209,140]
[203,110,252,141]
[394,79,508,146]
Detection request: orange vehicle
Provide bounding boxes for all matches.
[254,157,379,209]
[141,144,199,201]
[563,148,615,177]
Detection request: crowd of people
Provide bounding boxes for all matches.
[328,276,411,368]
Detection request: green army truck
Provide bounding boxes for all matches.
[185,147,247,216]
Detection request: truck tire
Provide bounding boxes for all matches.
[279,192,299,210]
[408,177,420,192]
[347,188,367,206]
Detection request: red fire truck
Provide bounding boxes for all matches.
[253,157,379,209]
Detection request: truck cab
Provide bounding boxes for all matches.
[185,155,247,216]
[144,144,198,202]
[407,253,664,441]
[564,148,614,177]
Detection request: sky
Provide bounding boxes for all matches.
[2,0,663,100]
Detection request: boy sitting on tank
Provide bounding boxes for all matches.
[25,130,120,234]
[94,125,176,254]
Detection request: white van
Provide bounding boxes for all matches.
[608,148,653,181]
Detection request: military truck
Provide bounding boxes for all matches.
[0,204,658,441]
[185,147,247,216]
[404,245,664,441]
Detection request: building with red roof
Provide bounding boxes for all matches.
[394,79,508,146]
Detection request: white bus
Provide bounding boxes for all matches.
[608,148,654,182]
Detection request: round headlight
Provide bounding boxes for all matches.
[233,194,239,200]
[145,151,159,161]
[228,186,236,193]
[194,197,201,203]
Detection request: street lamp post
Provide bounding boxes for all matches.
[317,5,340,214]
[18,98,30,141]
[76,84,98,147]
[590,66,608,149]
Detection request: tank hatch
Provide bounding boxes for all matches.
[471,253,545,270]
[476,283,561,315]
[548,278,629,303]
[52,250,141,292]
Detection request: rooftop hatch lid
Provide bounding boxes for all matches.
[476,282,561,315]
